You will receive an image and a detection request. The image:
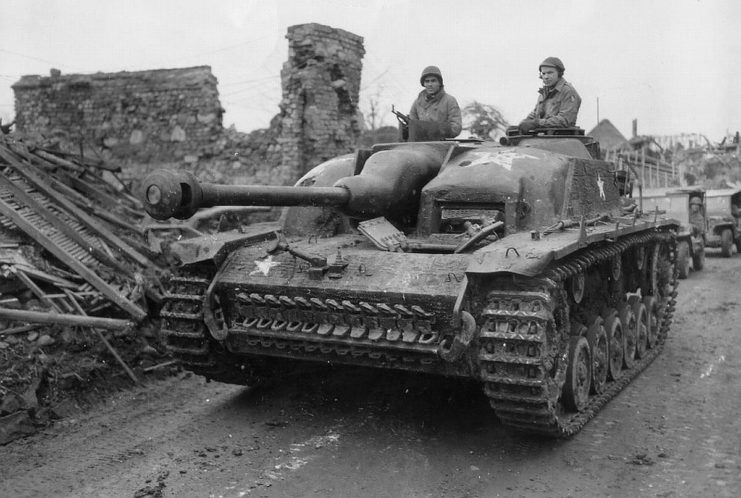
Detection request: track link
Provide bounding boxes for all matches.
[478,230,678,437]
[160,276,261,385]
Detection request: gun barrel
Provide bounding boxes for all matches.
[142,169,350,220]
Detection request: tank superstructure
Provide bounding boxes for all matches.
[143,129,679,437]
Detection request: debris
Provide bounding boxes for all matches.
[143,360,178,373]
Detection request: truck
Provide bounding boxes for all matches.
[705,187,741,257]
[640,187,706,278]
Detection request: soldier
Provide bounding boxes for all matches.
[518,57,581,134]
[406,66,462,140]
[689,196,705,236]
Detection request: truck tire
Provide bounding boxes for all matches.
[677,240,690,279]
[721,229,733,257]
[692,243,705,271]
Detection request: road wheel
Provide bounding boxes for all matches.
[677,241,690,279]
[619,304,637,368]
[721,229,733,257]
[643,296,660,349]
[692,244,705,271]
[633,301,648,359]
[603,311,623,381]
[586,318,608,394]
[563,336,591,412]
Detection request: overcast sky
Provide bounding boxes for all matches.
[1,0,739,141]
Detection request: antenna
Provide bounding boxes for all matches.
[596,97,600,124]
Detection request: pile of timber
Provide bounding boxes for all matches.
[0,135,162,333]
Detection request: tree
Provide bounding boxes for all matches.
[461,101,508,141]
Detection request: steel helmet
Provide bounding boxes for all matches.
[539,57,565,74]
[420,66,443,86]
[690,196,702,206]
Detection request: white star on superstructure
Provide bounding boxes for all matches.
[251,255,281,276]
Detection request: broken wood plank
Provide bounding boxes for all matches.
[0,323,43,335]
[0,196,147,321]
[0,146,153,269]
[10,264,79,289]
[33,149,85,173]
[14,269,62,312]
[143,360,178,372]
[0,307,134,330]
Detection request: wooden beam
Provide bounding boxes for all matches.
[0,307,134,330]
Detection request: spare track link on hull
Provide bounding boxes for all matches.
[160,276,256,385]
[478,230,678,437]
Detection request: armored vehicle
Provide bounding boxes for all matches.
[641,187,705,279]
[705,187,741,257]
[142,128,679,437]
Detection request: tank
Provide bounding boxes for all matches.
[142,128,680,437]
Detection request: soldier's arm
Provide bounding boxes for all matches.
[446,97,462,137]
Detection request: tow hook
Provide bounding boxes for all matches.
[438,311,477,362]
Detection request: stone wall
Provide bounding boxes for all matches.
[11,23,365,189]
[12,66,223,164]
[276,23,365,180]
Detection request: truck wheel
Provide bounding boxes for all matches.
[677,241,690,279]
[721,229,733,257]
[692,244,705,271]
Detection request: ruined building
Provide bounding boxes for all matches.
[12,66,223,164]
[11,23,365,186]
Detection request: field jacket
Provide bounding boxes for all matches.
[409,89,462,138]
[526,78,581,128]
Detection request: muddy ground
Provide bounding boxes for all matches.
[1,253,739,498]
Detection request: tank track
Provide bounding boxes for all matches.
[479,230,678,437]
[159,276,265,385]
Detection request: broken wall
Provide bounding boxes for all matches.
[11,23,365,188]
[276,23,365,180]
[12,66,223,164]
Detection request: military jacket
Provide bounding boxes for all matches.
[409,89,462,138]
[526,78,581,128]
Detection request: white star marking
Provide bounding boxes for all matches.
[597,174,606,200]
[251,255,281,276]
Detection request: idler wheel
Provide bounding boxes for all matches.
[563,336,592,412]
[603,310,624,380]
[632,300,649,359]
[643,296,660,348]
[619,304,637,369]
[586,317,608,394]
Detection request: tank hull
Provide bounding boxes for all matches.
[160,218,678,437]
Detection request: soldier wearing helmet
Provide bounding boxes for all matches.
[406,65,462,140]
[518,57,581,134]
[689,196,706,236]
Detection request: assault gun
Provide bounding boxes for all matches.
[391,105,409,126]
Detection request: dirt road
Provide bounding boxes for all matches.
[1,254,740,498]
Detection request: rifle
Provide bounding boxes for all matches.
[391,105,409,126]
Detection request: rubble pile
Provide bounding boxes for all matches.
[0,135,173,445]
